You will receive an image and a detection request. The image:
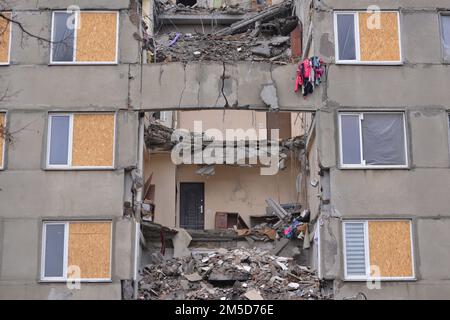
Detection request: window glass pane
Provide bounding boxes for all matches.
[337,14,356,60]
[52,12,75,62]
[362,113,406,165]
[49,115,70,165]
[44,224,65,277]
[442,16,450,62]
[341,114,361,165]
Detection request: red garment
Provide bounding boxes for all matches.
[302,58,312,78]
[295,59,312,92]
[294,63,302,92]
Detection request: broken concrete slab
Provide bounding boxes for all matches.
[184,272,203,282]
[172,228,192,258]
[271,238,290,255]
[260,83,279,110]
[244,289,264,300]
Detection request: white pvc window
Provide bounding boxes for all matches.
[0,11,13,66]
[47,114,72,168]
[41,221,112,282]
[339,112,408,168]
[41,222,68,281]
[46,113,116,169]
[50,11,119,64]
[441,14,450,63]
[334,11,402,65]
[342,220,415,281]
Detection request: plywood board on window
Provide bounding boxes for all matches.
[71,114,114,167]
[368,220,413,278]
[0,12,11,63]
[359,12,400,62]
[68,222,112,279]
[0,113,5,167]
[76,12,117,62]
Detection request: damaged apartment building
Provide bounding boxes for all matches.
[0,0,450,300]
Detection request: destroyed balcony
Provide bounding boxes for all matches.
[138,0,321,112]
[147,0,299,63]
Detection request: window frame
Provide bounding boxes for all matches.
[0,110,7,170]
[40,220,113,282]
[333,10,403,65]
[0,11,13,66]
[50,10,119,65]
[439,12,450,64]
[342,219,416,281]
[338,111,409,169]
[46,112,116,170]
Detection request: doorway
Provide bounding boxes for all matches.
[180,182,205,230]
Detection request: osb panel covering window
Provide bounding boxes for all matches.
[368,220,413,278]
[71,114,115,167]
[76,12,117,62]
[359,12,400,61]
[0,12,11,63]
[68,222,112,279]
[0,113,5,167]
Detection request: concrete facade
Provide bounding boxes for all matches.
[303,0,450,299]
[2,0,450,300]
[0,0,140,299]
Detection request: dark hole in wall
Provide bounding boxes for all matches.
[177,0,197,7]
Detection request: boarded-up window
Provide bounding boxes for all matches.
[41,221,112,281]
[0,12,12,64]
[51,11,118,63]
[0,112,5,168]
[68,222,112,279]
[71,114,115,167]
[343,220,415,280]
[441,15,450,63]
[335,11,401,63]
[47,113,115,168]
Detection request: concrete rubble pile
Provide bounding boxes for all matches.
[138,247,325,300]
[149,0,297,63]
[156,0,254,16]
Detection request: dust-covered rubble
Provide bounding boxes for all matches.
[138,247,328,300]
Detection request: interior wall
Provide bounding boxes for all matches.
[176,160,299,229]
[144,152,177,227]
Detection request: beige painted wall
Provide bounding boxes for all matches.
[177,160,299,229]
[178,110,306,140]
[144,151,177,227]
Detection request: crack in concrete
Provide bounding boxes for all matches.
[220,61,230,108]
[177,63,187,109]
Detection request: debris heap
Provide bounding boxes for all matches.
[148,1,298,63]
[138,247,326,300]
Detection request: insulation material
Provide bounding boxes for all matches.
[68,222,112,279]
[71,114,115,167]
[368,220,413,278]
[0,113,5,167]
[76,12,118,62]
[358,12,400,62]
[0,12,11,63]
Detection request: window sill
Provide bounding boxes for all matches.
[344,277,416,282]
[48,62,118,66]
[44,167,115,171]
[335,61,403,66]
[339,165,409,170]
[39,279,112,283]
